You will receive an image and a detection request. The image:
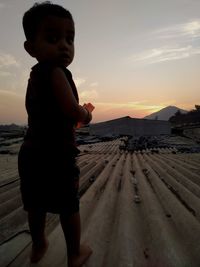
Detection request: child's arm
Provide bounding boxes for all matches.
[51,67,91,124]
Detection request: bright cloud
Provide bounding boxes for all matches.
[0,52,20,68]
[79,89,99,100]
[90,82,99,87]
[95,101,165,111]
[131,45,200,64]
[183,20,200,37]
[154,19,200,39]
[92,101,168,122]
[74,77,86,88]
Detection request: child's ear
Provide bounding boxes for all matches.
[24,41,36,57]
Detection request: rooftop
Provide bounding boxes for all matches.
[0,137,200,267]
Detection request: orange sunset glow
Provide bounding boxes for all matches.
[0,0,200,124]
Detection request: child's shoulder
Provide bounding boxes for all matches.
[31,62,58,73]
[31,62,72,80]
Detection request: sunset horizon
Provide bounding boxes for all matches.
[0,101,195,125]
[0,0,199,125]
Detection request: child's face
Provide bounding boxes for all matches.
[30,16,75,67]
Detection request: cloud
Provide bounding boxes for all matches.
[131,45,200,65]
[154,19,200,40]
[183,20,200,38]
[130,19,200,65]
[95,100,166,112]
[74,77,86,88]
[0,52,20,68]
[95,101,165,111]
[91,101,168,122]
[79,89,99,100]
[90,82,99,87]
[0,68,29,93]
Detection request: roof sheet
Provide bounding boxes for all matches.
[1,139,200,267]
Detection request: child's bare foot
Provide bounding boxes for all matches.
[30,239,49,263]
[68,244,93,267]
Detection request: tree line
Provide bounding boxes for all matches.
[169,105,200,125]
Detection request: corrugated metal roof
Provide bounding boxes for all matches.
[1,139,200,267]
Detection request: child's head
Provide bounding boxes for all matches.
[23,1,75,67]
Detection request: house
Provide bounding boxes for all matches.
[89,116,171,137]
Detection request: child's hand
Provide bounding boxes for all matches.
[76,103,95,128]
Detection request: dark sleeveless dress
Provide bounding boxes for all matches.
[18,62,80,214]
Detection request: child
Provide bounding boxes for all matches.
[18,2,93,266]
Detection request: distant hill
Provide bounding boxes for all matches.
[144,106,188,121]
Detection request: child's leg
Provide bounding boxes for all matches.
[28,210,49,263]
[60,212,92,267]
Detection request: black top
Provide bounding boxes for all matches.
[24,62,80,156]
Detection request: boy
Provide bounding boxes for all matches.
[18,2,93,266]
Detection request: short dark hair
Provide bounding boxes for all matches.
[23,1,74,41]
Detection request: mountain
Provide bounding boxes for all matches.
[144,106,188,121]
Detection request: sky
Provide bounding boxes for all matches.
[0,0,200,124]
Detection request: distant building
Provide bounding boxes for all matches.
[89,116,171,137]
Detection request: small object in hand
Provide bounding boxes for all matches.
[84,102,95,112]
